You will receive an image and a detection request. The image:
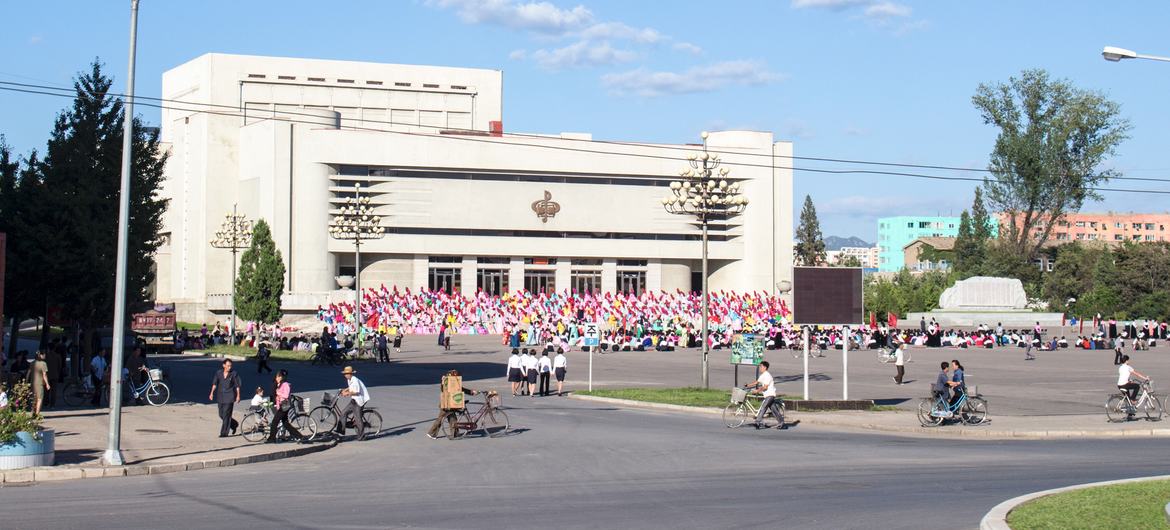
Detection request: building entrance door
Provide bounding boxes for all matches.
[477,269,508,296]
[429,268,460,295]
[524,270,555,294]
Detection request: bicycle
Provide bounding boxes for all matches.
[877,347,910,364]
[240,396,318,443]
[310,348,344,366]
[917,386,988,427]
[124,368,172,406]
[62,376,106,407]
[1105,380,1163,423]
[790,342,823,359]
[439,391,509,440]
[307,391,383,441]
[723,387,785,429]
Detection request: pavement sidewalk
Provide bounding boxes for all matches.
[570,394,1170,439]
[1,403,332,485]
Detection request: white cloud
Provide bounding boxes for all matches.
[28,35,43,45]
[782,119,815,140]
[843,125,870,136]
[577,21,661,43]
[672,42,703,55]
[427,0,594,35]
[508,49,528,60]
[864,1,911,19]
[820,195,964,219]
[602,61,782,97]
[531,41,638,70]
[791,0,869,10]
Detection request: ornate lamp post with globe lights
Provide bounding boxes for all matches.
[329,183,385,353]
[209,204,253,342]
[661,132,748,388]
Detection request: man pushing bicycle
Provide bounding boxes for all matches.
[743,361,785,430]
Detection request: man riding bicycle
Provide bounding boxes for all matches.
[1117,355,1150,419]
[743,361,784,430]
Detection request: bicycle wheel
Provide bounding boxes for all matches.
[63,382,87,407]
[240,412,268,442]
[145,382,171,406]
[918,398,942,427]
[791,348,802,359]
[1104,395,1129,423]
[441,410,472,440]
[962,397,989,426]
[904,350,912,363]
[481,408,509,438]
[723,403,747,428]
[1142,395,1163,422]
[361,409,383,439]
[290,413,317,441]
[877,351,890,364]
[308,406,338,440]
[812,344,824,358]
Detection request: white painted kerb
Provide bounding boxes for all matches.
[980,474,1170,530]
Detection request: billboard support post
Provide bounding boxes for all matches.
[842,325,850,401]
[802,326,810,400]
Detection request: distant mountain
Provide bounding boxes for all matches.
[825,236,871,250]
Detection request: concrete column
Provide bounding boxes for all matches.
[461,257,477,297]
[555,259,571,294]
[659,260,691,293]
[508,257,524,294]
[412,254,428,291]
[646,260,662,292]
[601,258,617,293]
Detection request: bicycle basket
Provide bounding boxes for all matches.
[731,387,748,404]
[322,392,334,407]
[148,368,163,382]
[487,391,502,409]
[290,395,306,414]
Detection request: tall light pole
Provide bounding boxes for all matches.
[210,204,253,343]
[1102,46,1170,63]
[105,0,139,467]
[661,132,748,388]
[329,183,384,353]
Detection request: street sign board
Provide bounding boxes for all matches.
[730,334,764,366]
[583,322,600,347]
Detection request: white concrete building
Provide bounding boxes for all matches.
[154,53,794,323]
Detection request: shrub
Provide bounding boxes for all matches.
[0,380,45,444]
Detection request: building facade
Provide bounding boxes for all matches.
[997,212,1170,243]
[876,216,961,272]
[826,246,879,268]
[903,237,955,272]
[154,54,794,323]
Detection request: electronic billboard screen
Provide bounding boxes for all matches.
[792,266,863,325]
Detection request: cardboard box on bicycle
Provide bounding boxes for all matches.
[440,372,464,410]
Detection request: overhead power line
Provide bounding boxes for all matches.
[2,81,1170,196]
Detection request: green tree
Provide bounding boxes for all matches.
[953,210,978,276]
[972,69,1130,262]
[34,60,168,353]
[794,195,825,266]
[836,255,862,268]
[234,219,286,326]
[970,187,992,242]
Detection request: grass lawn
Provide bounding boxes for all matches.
[579,387,737,408]
[1007,479,1170,530]
[195,344,319,362]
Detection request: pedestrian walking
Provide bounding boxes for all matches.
[892,342,906,385]
[426,371,479,439]
[376,332,389,363]
[28,351,50,414]
[1113,334,1125,365]
[209,359,241,437]
[507,348,523,396]
[553,349,567,396]
[336,366,370,441]
[45,346,62,408]
[538,351,552,396]
[268,369,306,443]
[256,342,273,374]
[393,326,403,354]
[89,350,108,406]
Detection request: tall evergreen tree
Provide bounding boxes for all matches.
[794,195,826,266]
[953,210,978,276]
[970,187,992,242]
[234,219,286,326]
[36,60,168,352]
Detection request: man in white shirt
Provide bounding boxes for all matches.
[744,361,785,430]
[892,342,906,385]
[553,350,568,396]
[89,351,108,406]
[338,366,371,440]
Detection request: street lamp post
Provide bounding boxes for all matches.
[209,204,253,343]
[660,132,748,388]
[1102,46,1170,63]
[329,183,385,354]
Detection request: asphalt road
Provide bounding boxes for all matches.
[7,345,1170,529]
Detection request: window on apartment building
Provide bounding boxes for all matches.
[1133,223,1142,230]
[1115,222,1124,229]
[1075,221,1085,228]
[1115,234,1124,241]
[1089,221,1098,229]
[1133,235,1141,240]
[907,222,913,228]
[1146,223,1156,230]
[1056,233,1070,240]
[1147,235,1156,241]
[1087,233,1098,240]
[1076,234,1085,240]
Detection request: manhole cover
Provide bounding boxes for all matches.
[135,429,169,434]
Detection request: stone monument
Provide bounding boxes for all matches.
[907,276,1064,328]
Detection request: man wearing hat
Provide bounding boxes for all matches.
[337,366,370,440]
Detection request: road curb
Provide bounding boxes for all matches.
[0,440,335,485]
[979,474,1170,530]
[181,350,249,362]
[568,395,1170,440]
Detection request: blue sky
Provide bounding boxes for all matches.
[2,0,1169,241]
